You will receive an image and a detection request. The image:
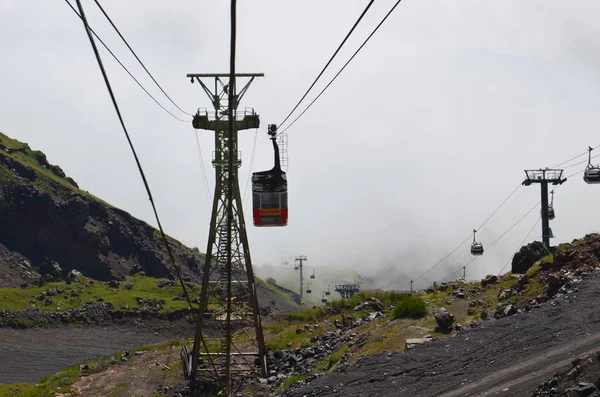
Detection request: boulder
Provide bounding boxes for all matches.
[511,241,547,274]
[354,297,385,312]
[434,308,455,330]
[481,274,498,287]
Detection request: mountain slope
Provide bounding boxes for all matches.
[0,131,203,285]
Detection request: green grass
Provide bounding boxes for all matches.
[314,345,349,372]
[0,132,109,205]
[277,374,308,394]
[329,291,409,310]
[391,295,427,319]
[256,278,298,307]
[0,364,80,397]
[284,307,326,323]
[0,275,200,314]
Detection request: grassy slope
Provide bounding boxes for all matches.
[0,132,108,205]
[0,262,549,396]
[0,275,200,314]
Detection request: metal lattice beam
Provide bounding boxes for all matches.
[183,74,266,396]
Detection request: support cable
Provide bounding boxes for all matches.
[73,0,195,313]
[193,130,212,210]
[91,0,193,116]
[278,0,375,128]
[382,183,522,290]
[243,128,259,203]
[497,216,541,275]
[64,0,190,123]
[438,201,540,284]
[278,0,404,135]
[552,144,600,168]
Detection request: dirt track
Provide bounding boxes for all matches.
[286,269,600,397]
[0,324,193,384]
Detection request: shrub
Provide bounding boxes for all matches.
[266,277,277,286]
[391,295,426,319]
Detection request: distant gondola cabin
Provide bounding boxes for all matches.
[252,124,288,227]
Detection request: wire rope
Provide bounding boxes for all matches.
[278,0,404,135]
[72,0,195,313]
[497,216,541,275]
[193,130,212,211]
[278,0,375,128]
[64,0,190,123]
[243,128,259,203]
[92,0,193,116]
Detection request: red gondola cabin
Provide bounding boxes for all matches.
[252,124,288,227]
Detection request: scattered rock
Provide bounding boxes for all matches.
[481,274,498,287]
[354,297,385,312]
[434,308,455,330]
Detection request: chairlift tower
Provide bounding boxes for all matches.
[522,168,566,248]
[182,73,267,395]
[294,255,308,303]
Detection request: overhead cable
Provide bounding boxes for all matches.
[278,0,375,128]
[382,182,523,290]
[92,0,193,117]
[193,130,213,211]
[278,0,404,135]
[64,0,190,123]
[73,0,195,312]
[552,143,600,168]
[497,216,541,275]
[243,128,259,203]
[438,201,540,284]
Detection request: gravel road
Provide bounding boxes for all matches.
[286,269,600,397]
[0,323,193,384]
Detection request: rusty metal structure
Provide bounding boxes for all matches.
[180,72,267,395]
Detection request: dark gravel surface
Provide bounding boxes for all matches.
[285,269,600,397]
[0,323,194,384]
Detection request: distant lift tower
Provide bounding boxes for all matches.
[522,168,566,248]
[294,255,308,303]
[335,284,361,299]
[181,73,267,395]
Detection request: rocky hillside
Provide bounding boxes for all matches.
[0,132,302,311]
[0,131,204,286]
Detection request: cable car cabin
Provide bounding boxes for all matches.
[470,229,484,255]
[252,125,288,227]
[584,147,600,184]
[470,243,484,256]
[584,167,600,184]
[548,206,555,220]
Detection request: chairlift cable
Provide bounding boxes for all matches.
[497,216,541,275]
[278,0,405,136]
[552,144,600,168]
[382,182,524,290]
[72,0,195,313]
[92,0,194,117]
[438,201,539,284]
[278,0,375,128]
[64,0,190,123]
[475,183,521,231]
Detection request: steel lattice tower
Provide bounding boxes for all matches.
[181,73,267,396]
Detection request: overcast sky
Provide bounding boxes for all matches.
[1,0,600,292]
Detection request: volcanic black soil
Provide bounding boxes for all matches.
[285,268,600,397]
[0,322,195,384]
